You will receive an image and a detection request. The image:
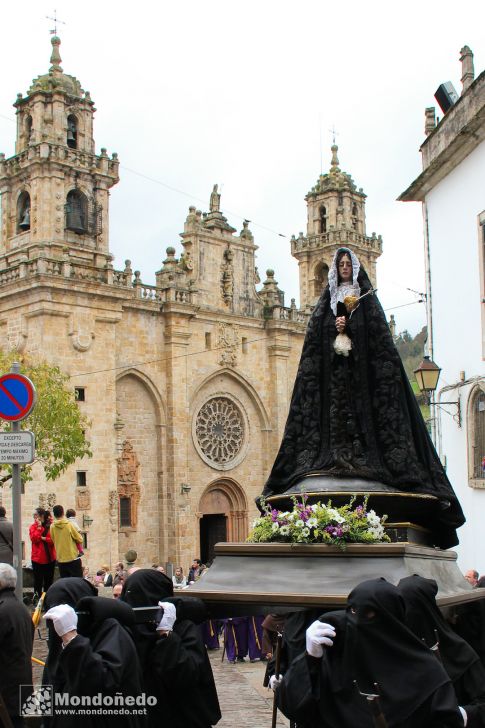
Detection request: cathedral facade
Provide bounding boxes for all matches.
[0,38,382,571]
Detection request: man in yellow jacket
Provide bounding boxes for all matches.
[50,504,84,578]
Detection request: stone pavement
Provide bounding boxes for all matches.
[209,651,289,728]
[32,627,289,727]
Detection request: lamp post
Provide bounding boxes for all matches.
[414,356,461,427]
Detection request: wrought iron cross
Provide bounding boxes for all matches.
[46,10,66,35]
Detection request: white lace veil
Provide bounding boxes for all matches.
[328,247,361,315]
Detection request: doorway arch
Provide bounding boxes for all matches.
[198,479,248,563]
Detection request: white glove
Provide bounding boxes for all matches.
[44,604,78,637]
[269,674,283,691]
[459,707,467,726]
[156,601,176,632]
[306,620,336,658]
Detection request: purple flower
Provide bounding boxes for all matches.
[271,509,280,522]
[355,506,364,515]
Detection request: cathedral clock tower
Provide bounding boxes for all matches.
[292,145,382,309]
[0,35,119,267]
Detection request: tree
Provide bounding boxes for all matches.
[0,351,92,485]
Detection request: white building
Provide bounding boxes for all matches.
[400,46,485,572]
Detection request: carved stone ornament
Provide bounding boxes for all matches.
[221,247,234,305]
[47,493,56,508]
[76,487,91,511]
[117,440,141,528]
[195,397,244,466]
[69,329,95,352]
[218,322,239,368]
[109,490,118,532]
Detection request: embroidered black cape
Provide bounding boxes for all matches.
[262,265,465,548]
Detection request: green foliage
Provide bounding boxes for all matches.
[395,326,427,382]
[247,495,390,548]
[0,351,92,484]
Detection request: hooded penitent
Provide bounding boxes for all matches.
[398,575,482,681]
[261,246,465,548]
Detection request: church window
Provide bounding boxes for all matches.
[76,471,87,487]
[205,332,211,350]
[313,261,329,297]
[195,397,244,466]
[75,387,86,402]
[17,191,31,233]
[25,115,33,144]
[319,205,327,234]
[242,337,248,354]
[469,387,485,482]
[338,192,343,207]
[66,189,88,234]
[119,496,132,528]
[67,115,78,149]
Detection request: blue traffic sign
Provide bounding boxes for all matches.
[0,373,36,421]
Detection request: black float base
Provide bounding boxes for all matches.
[186,542,485,617]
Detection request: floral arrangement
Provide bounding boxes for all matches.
[247,496,390,548]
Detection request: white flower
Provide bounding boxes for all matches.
[310,504,319,512]
[272,522,280,532]
[366,510,380,527]
[280,511,291,518]
[296,519,305,529]
[279,525,290,536]
[252,518,262,528]
[367,525,384,539]
[328,508,346,524]
[307,517,318,528]
[287,513,296,521]
[301,527,310,537]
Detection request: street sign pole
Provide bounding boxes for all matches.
[0,362,37,601]
[11,417,22,601]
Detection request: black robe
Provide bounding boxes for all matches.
[277,579,464,728]
[43,578,144,728]
[120,569,221,728]
[262,264,465,548]
[399,575,485,727]
[0,588,34,718]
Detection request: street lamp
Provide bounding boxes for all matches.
[413,356,441,398]
[83,513,94,528]
[414,356,461,427]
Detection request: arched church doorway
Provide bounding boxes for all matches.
[198,480,248,564]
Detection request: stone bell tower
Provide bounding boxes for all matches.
[0,35,119,266]
[292,144,382,310]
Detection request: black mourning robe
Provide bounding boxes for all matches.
[262,265,465,548]
[399,575,485,727]
[121,569,221,728]
[277,579,464,728]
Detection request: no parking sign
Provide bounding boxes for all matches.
[0,372,36,421]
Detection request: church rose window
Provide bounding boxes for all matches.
[195,397,244,465]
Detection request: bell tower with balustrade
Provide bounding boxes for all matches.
[0,35,119,268]
[292,145,383,310]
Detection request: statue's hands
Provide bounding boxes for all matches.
[335,316,346,333]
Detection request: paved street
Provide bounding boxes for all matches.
[32,626,289,727]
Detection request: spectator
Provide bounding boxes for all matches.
[188,558,201,583]
[49,504,83,577]
[113,561,127,586]
[101,564,113,586]
[465,570,480,588]
[0,506,13,565]
[29,507,56,599]
[151,563,165,574]
[113,583,123,599]
[172,566,187,589]
[0,563,34,728]
[66,508,84,557]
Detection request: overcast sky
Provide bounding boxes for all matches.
[1,0,483,335]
